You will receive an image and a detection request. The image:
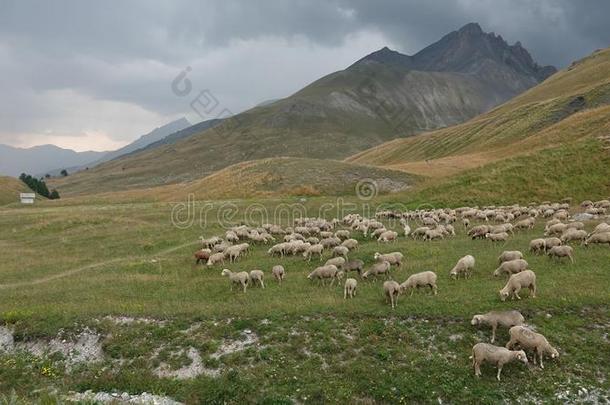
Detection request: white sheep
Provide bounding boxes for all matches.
[584,232,610,247]
[362,261,391,279]
[343,259,364,276]
[493,259,529,277]
[206,252,225,267]
[377,230,398,243]
[449,255,475,279]
[307,264,339,286]
[499,270,536,301]
[335,230,351,240]
[547,245,574,263]
[497,250,524,264]
[221,269,249,293]
[332,246,349,259]
[383,280,401,309]
[529,238,546,254]
[325,256,345,269]
[341,238,359,250]
[302,243,324,262]
[471,310,525,343]
[249,270,265,289]
[400,271,438,296]
[485,232,509,242]
[374,252,403,267]
[344,278,357,299]
[560,229,587,244]
[506,326,559,369]
[471,343,527,381]
[543,237,562,252]
[424,229,444,241]
[271,265,285,284]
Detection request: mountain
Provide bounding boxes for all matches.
[0,144,107,177]
[349,47,610,204]
[88,117,191,164]
[49,23,555,196]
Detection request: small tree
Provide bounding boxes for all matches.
[49,189,60,200]
[60,169,68,177]
[45,173,51,178]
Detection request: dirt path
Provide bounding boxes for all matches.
[0,241,199,289]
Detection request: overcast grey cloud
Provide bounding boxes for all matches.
[0,0,608,151]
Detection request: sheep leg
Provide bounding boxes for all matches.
[474,360,481,377]
[538,348,544,369]
[530,283,536,298]
[344,288,347,300]
[242,281,247,293]
[261,279,265,289]
[491,325,497,344]
[431,284,438,295]
[496,365,503,381]
[390,294,395,309]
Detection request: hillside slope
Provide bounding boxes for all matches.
[348,47,610,177]
[50,23,553,196]
[0,176,31,206]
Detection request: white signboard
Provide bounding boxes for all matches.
[20,193,35,204]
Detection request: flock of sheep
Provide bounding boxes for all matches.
[194,198,609,380]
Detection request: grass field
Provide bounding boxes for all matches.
[0,198,608,404]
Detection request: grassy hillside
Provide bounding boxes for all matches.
[348,48,610,176]
[0,176,31,206]
[174,157,418,199]
[386,137,610,207]
[0,200,608,403]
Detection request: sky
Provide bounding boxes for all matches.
[1,0,608,152]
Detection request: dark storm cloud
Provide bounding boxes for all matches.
[0,0,608,150]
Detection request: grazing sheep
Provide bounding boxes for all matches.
[545,223,568,236]
[399,271,438,296]
[543,237,562,252]
[320,237,341,249]
[529,239,546,254]
[221,269,249,293]
[332,246,349,259]
[344,259,364,276]
[362,261,391,280]
[499,270,537,301]
[449,255,475,279]
[506,326,559,369]
[471,343,527,381]
[471,310,525,343]
[335,230,351,240]
[194,249,212,265]
[424,229,444,241]
[344,278,357,299]
[462,218,470,228]
[302,243,324,262]
[225,231,239,243]
[271,265,285,284]
[403,224,412,237]
[469,225,490,239]
[560,229,587,244]
[206,252,225,267]
[200,236,221,249]
[307,264,339,286]
[383,280,401,309]
[341,238,359,250]
[378,230,398,243]
[370,228,388,239]
[498,251,524,264]
[515,217,535,230]
[566,221,585,230]
[584,232,610,247]
[224,245,244,263]
[486,232,509,242]
[547,245,574,263]
[249,270,265,289]
[325,257,345,269]
[374,252,403,267]
[592,223,610,234]
[411,226,430,239]
[493,259,529,277]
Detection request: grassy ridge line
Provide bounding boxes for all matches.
[0,176,32,206]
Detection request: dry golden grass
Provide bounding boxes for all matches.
[0,176,31,206]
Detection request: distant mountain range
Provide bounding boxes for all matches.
[50,22,558,195]
[0,118,192,177]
